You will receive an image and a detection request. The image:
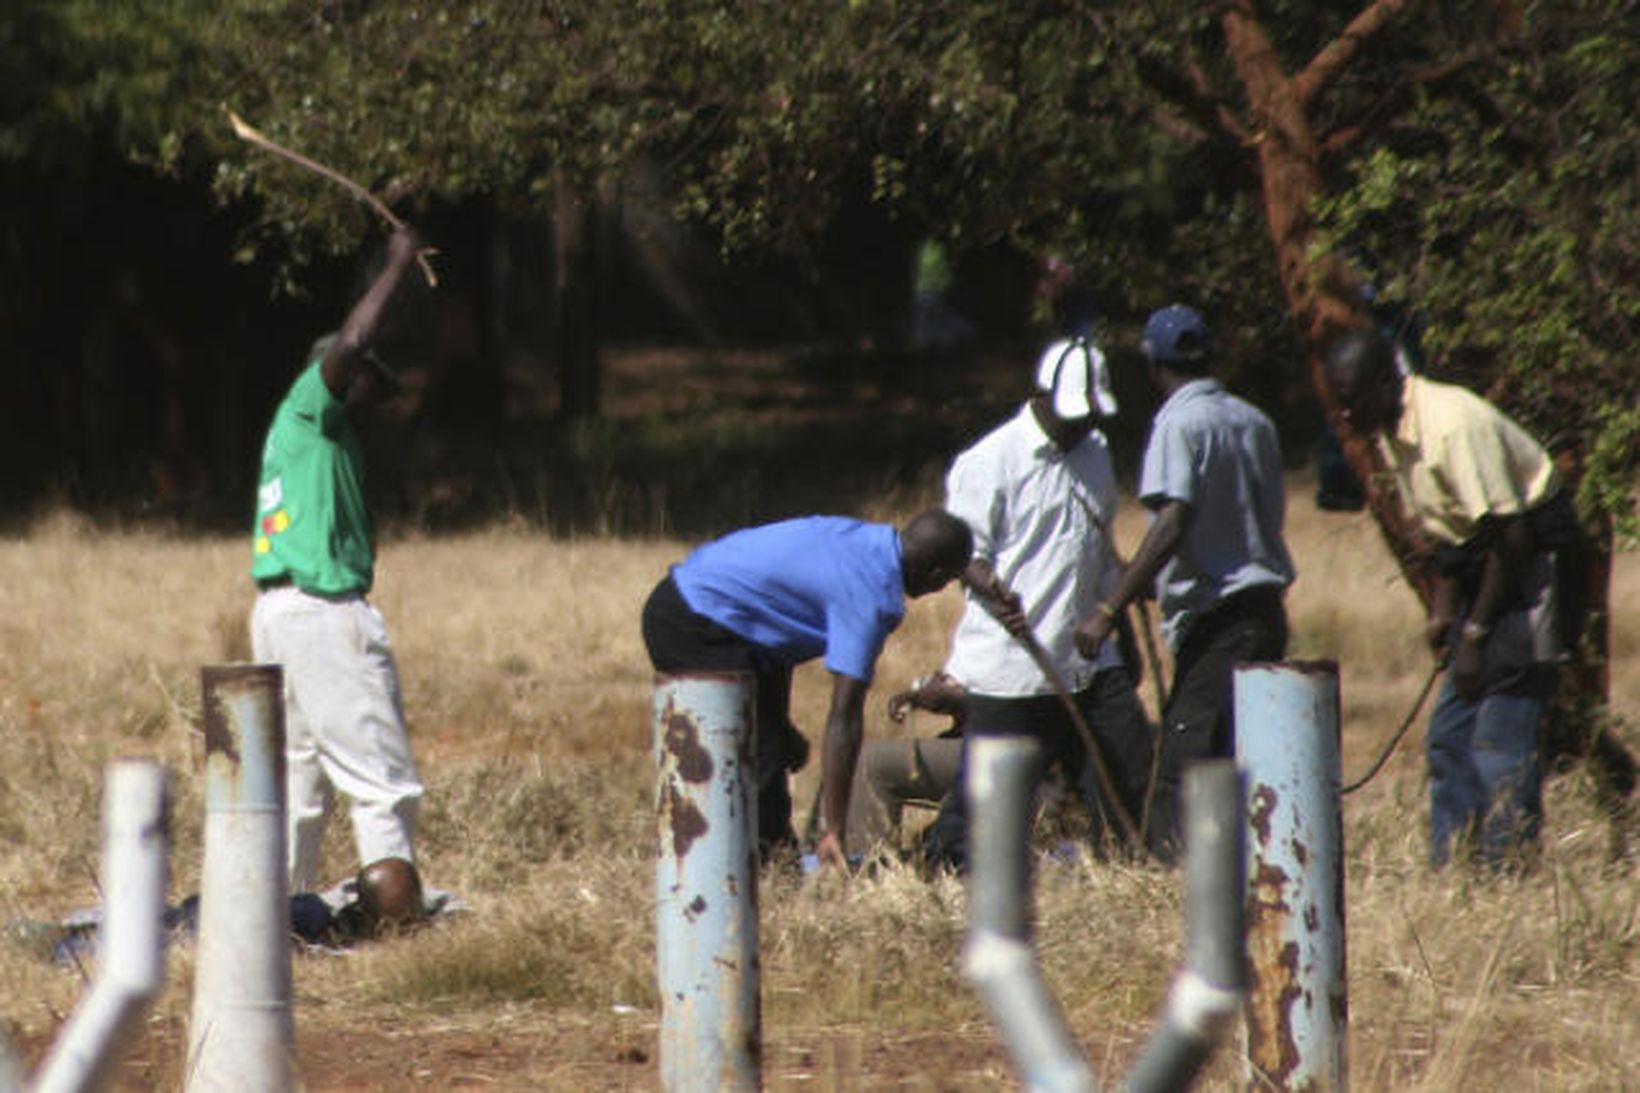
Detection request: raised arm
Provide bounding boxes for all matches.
[321,225,425,400]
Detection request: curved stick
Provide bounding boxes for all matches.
[1341,659,1444,795]
[967,578,1146,853]
[225,108,438,287]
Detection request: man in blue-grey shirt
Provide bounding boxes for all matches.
[1077,304,1294,860]
[643,510,972,870]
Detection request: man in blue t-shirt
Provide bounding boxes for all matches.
[643,510,972,870]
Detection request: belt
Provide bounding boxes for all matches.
[256,575,365,603]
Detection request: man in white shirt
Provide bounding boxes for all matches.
[921,336,1156,869]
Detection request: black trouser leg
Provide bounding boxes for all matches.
[644,574,800,859]
[1147,592,1287,864]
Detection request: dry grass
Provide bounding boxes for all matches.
[1,482,1637,1090]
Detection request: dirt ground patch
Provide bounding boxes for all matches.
[18,1011,1020,1090]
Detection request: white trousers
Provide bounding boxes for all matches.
[250,585,424,893]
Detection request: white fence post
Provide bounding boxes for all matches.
[186,665,294,1093]
[1124,760,1247,1092]
[963,735,1095,1093]
[30,760,170,1093]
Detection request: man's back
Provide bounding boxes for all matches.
[672,516,905,682]
[1140,377,1293,648]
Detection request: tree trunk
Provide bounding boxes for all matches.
[1221,6,1436,606]
[553,181,601,419]
[1221,3,1615,714]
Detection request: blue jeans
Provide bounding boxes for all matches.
[1426,668,1553,868]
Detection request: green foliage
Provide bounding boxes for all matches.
[1316,1,1640,533]
[106,2,1277,324]
[8,0,1637,510]
[1581,405,1640,544]
[0,0,219,169]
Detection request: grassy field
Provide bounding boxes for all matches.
[0,485,1636,1090]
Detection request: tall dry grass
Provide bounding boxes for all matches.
[0,482,1635,1089]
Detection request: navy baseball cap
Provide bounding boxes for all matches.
[1140,305,1210,364]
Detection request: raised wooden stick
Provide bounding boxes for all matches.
[225,108,438,287]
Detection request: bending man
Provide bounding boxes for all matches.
[642,510,972,870]
[1325,328,1587,868]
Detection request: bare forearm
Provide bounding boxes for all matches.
[961,557,999,598]
[323,226,421,392]
[1106,500,1188,612]
[820,709,863,840]
[337,252,413,352]
[820,675,868,843]
[1468,517,1531,630]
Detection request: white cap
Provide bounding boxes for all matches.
[1034,337,1117,419]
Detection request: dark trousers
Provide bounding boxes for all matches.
[1148,585,1288,863]
[1428,666,1553,868]
[921,666,1155,872]
[641,573,806,855]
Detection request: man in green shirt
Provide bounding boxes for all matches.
[250,225,428,906]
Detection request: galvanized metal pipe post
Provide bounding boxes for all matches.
[31,760,170,1093]
[654,672,760,1093]
[962,736,1094,1093]
[187,665,295,1093]
[1234,662,1347,1092]
[1124,760,1246,1093]
[0,1028,19,1093]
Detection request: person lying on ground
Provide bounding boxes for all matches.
[10,858,457,966]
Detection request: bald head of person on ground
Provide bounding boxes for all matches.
[355,856,427,934]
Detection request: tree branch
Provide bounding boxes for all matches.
[1319,46,1498,156]
[1295,0,1417,107]
[1133,54,1252,146]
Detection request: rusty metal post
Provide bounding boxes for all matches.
[654,672,759,1093]
[1235,661,1347,1092]
[1124,760,1247,1093]
[187,665,295,1093]
[31,760,170,1093]
[962,736,1094,1093]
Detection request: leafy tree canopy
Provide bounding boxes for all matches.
[8,0,1634,531]
[1313,0,1640,537]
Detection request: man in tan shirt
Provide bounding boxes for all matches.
[1326,329,1578,868]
